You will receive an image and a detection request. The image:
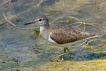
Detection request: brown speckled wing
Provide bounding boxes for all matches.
[50,25,95,44]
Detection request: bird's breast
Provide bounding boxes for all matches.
[40,26,49,40]
[40,26,57,44]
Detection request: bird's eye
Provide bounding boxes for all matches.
[39,19,42,21]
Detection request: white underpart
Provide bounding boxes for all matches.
[40,26,47,40]
[40,27,56,43]
[48,32,56,43]
[40,26,45,35]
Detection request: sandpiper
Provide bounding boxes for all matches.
[24,16,99,61]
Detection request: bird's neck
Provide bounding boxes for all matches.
[40,25,50,40]
[40,25,49,34]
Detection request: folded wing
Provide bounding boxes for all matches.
[50,26,95,44]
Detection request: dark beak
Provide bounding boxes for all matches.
[24,21,36,25]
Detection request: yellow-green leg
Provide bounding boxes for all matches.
[64,47,70,53]
[50,47,70,61]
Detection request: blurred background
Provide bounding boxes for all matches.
[0,0,106,71]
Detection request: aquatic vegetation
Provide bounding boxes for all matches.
[39,60,106,71]
[0,0,106,71]
[47,10,61,15]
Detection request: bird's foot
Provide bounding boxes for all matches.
[50,53,68,62]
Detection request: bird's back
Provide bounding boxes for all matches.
[47,25,95,44]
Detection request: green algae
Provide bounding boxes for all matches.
[47,10,61,15]
[0,0,106,71]
[39,59,106,71]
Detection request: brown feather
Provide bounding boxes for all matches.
[49,25,95,44]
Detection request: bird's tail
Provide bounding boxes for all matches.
[80,32,101,39]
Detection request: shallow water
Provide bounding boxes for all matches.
[0,0,106,71]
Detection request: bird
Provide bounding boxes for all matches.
[24,16,99,61]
